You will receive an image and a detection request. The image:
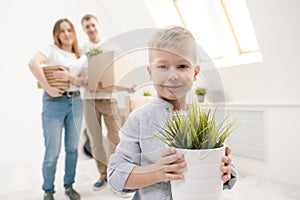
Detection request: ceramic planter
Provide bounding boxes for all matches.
[197,95,205,102]
[171,146,225,200]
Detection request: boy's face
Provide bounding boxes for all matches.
[148,47,200,101]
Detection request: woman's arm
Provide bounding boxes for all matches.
[53,66,86,87]
[28,52,49,90]
[28,52,64,97]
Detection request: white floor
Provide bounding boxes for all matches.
[1,147,300,200]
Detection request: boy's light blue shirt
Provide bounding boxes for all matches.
[108,97,237,200]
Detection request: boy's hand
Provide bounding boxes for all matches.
[221,146,232,183]
[154,147,186,182]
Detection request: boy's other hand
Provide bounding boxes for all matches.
[221,146,232,183]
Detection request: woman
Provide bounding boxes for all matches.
[28,18,86,200]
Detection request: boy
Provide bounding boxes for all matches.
[108,26,237,199]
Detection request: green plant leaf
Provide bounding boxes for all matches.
[152,102,239,149]
[86,48,103,58]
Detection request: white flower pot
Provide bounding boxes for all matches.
[171,146,225,200]
[197,95,205,102]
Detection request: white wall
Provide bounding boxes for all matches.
[219,0,300,186]
[221,0,300,104]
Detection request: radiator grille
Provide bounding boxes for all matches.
[226,109,265,161]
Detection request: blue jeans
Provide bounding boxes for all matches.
[41,93,83,193]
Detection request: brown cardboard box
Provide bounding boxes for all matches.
[88,51,135,92]
[37,66,69,89]
[130,97,153,111]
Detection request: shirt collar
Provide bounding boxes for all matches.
[152,97,174,110]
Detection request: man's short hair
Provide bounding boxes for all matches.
[81,14,98,25]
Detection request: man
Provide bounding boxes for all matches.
[81,14,123,191]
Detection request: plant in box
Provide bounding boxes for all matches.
[154,102,238,200]
[86,49,135,92]
[85,47,103,58]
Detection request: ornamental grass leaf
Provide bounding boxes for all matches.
[154,102,239,149]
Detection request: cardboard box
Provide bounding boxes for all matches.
[130,97,153,111]
[88,51,135,92]
[37,66,69,89]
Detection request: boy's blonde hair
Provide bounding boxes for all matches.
[148,26,197,64]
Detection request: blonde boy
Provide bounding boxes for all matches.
[108,26,237,200]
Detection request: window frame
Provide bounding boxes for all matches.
[172,0,262,68]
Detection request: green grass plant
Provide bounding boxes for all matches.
[143,91,152,96]
[195,87,206,96]
[155,102,238,149]
[85,48,103,58]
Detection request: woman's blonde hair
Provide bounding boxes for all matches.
[53,18,80,58]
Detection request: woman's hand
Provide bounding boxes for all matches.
[154,147,186,182]
[53,66,70,82]
[221,146,232,183]
[45,86,64,97]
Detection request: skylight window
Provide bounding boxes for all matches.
[143,0,262,68]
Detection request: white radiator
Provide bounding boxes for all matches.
[225,109,265,161]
